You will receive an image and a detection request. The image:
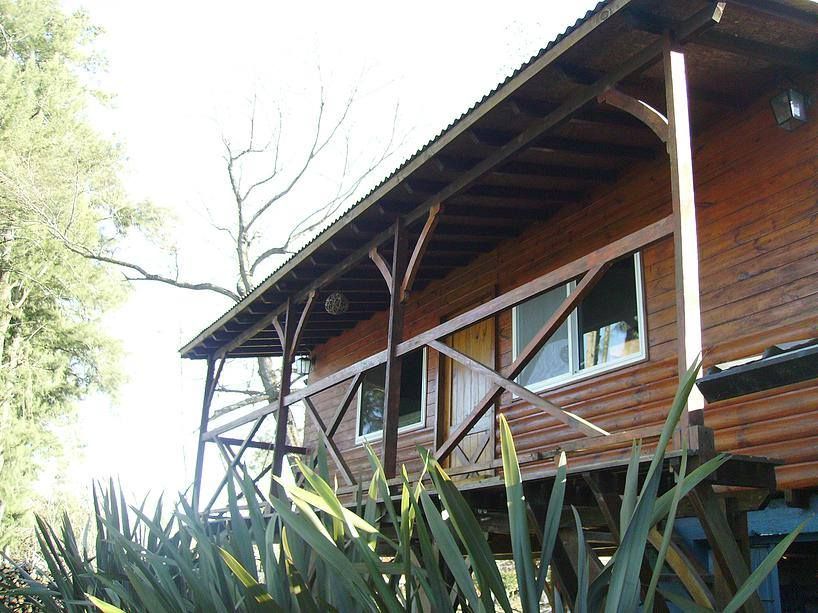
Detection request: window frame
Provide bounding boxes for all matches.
[511,252,647,394]
[355,348,428,444]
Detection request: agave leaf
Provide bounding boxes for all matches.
[499,414,538,613]
[571,506,589,613]
[657,587,715,613]
[419,490,483,613]
[650,453,730,526]
[86,594,127,613]
[644,445,688,612]
[406,490,450,612]
[536,451,567,603]
[267,496,376,611]
[429,460,511,612]
[620,439,642,536]
[218,547,285,612]
[723,517,811,613]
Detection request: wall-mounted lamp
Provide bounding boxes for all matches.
[770,88,809,131]
[293,354,313,377]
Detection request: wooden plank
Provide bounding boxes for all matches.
[401,203,441,301]
[382,218,409,477]
[369,247,393,291]
[664,44,705,424]
[647,528,717,609]
[326,372,364,438]
[303,398,355,486]
[429,339,607,437]
[597,88,668,142]
[217,437,274,450]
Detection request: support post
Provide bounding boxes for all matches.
[271,299,293,496]
[382,218,408,477]
[192,356,216,511]
[664,42,705,425]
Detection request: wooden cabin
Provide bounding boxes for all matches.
[182,0,818,609]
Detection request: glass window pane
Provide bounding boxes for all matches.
[516,285,571,387]
[358,350,424,437]
[577,256,641,370]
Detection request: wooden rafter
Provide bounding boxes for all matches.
[401,203,441,301]
[369,247,393,290]
[597,88,668,142]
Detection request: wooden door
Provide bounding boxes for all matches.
[442,317,495,472]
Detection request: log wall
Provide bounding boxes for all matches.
[305,86,818,491]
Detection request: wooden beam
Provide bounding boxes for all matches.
[216,437,274,450]
[203,415,268,514]
[382,218,409,478]
[326,372,364,439]
[688,483,765,613]
[664,43,705,424]
[289,290,317,361]
[201,401,277,439]
[271,316,285,347]
[401,203,441,301]
[303,397,355,486]
[695,30,817,71]
[369,247,393,291]
[271,300,294,494]
[726,0,818,32]
[598,88,668,142]
[193,356,217,511]
[428,340,606,437]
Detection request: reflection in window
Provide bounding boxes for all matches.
[357,349,425,438]
[513,254,645,391]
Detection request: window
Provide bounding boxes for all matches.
[357,349,426,441]
[513,253,646,391]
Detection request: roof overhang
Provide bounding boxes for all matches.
[181,0,818,360]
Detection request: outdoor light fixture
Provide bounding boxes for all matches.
[770,88,809,131]
[324,291,349,315]
[293,354,313,377]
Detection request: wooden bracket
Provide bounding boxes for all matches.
[288,290,317,361]
[271,315,286,347]
[401,203,441,302]
[369,247,393,291]
[597,88,669,142]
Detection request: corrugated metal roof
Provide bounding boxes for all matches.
[180,0,615,357]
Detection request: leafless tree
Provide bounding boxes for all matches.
[53,82,400,420]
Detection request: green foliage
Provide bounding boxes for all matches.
[0,0,156,550]
[17,364,805,611]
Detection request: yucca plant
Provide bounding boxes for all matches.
[17,361,806,612]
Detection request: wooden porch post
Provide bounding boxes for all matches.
[192,356,216,511]
[382,218,408,478]
[664,42,705,425]
[271,300,293,495]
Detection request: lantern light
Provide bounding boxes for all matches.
[770,88,809,131]
[293,354,313,377]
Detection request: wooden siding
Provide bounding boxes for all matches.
[305,86,818,491]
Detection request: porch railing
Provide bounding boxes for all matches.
[197,214,675,512]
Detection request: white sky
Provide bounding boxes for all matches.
[62,1,601,501]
